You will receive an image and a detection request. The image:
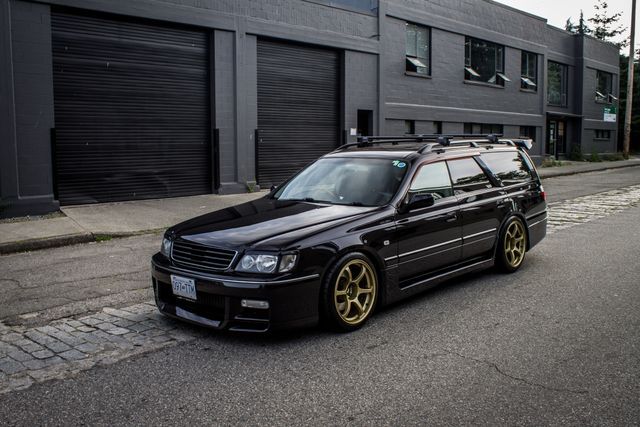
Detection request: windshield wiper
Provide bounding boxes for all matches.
[279,197,333,204]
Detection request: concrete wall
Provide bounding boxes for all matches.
[344,50,379,142]
[580,36,619,154]
[0,0,59,216]
[214,30,237,187]
[382,0,548,157]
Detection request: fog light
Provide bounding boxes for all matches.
[241,299,270,310]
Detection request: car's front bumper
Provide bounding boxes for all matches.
[151,253,322,332]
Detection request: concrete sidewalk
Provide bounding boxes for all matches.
[1,158,639,254]
[0,192,263,254]
[536,157,640,179]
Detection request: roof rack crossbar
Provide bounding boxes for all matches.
[332,134,532,154]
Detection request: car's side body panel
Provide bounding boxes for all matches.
[393,198,462,284]
[458,186,505,260]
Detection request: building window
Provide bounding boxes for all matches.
[596,71,613,102]
[519,126,536,141]
[521,51,537,91]
[464,123,504,135]
[464,37,508,86]
[406,23,430,76]
[594,130,611,140]
[404,120,415,134]
[548,61,568,107]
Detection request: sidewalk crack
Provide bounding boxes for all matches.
[18,269,148,289]
[0,278,21,288]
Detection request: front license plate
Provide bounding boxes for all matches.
[171,275,197,300]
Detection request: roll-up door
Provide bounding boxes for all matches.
[257,40,339,186]
[51,10,211,204]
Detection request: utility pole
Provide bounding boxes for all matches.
[624,0,636,158]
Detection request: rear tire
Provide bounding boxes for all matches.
[496,217,527,273]
[320,252,378,332]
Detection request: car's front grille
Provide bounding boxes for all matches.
[171,239,237,272]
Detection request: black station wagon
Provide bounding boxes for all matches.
[151,134,547,332]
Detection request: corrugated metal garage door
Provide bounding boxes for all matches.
[51,10,211,205]
[257,39,339,186]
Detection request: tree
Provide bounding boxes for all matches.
[565,11,591,35]
[588,0,628,48]
[578,10,592,35]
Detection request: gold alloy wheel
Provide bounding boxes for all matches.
[334,259,377,325]
[504,220,526,268]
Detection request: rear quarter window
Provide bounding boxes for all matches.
[446,157,492,193]
[481,151,532,185]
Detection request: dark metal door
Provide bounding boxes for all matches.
[395,198,462,285]
[393,161,462,285]
[52,10,212,204]
[458,187,504,260]
[257,39,339,187]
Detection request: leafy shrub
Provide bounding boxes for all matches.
[569,145,584,161]
[588,151,602,162]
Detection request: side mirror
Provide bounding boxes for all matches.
[270,185,277,192]
[401,192,435,213]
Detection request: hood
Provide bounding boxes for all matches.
[168,196,376,249]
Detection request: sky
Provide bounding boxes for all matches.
[496,0,637,51]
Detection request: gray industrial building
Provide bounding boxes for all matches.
[0,0,620,217]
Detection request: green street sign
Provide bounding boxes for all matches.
[604,106,617,122]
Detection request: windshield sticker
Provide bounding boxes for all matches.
[392,160,407,168]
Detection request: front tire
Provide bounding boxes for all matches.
[497,217,528,273]
[321,253,378,332]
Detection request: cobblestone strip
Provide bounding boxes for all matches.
[0,303,202,394]
[547,184,640,234]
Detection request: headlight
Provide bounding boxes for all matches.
[236,253,298,274]
[160,237,172,258]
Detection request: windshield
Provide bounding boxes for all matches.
[274,157,408,206]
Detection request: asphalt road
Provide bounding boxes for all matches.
[0,167,639,425]
[542,166,640,203]
[0,233,160,325]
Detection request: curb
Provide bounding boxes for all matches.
[0,233,94,255]
[0,228,165,255]
[539,161,640,179]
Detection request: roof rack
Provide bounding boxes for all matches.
[333,133,533,154]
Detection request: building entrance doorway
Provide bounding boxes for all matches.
[546,119,566,159]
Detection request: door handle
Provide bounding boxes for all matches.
[445,212,457,223]
[497,198,511,208]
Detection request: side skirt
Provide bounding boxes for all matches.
[384,257,495,305]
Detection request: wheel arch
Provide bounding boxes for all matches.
[319,244,388,308]
[493,212,530,259]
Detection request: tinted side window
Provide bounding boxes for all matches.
[410,162,454,201]
[447,158,492,193]
[481,152,532,185]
